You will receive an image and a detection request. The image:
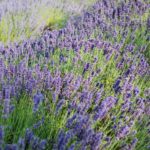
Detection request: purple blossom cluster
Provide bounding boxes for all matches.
[0,0,150,149]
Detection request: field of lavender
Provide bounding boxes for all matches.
[0,0,150,150]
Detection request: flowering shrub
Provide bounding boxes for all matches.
[0,0,150,149]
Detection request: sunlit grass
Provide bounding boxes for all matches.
[0,7,67,45]
[0,0,97,45]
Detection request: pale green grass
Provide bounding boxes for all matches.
[0,0,97,45]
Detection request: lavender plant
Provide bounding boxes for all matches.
[0,0,150,149]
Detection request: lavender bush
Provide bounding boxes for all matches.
[0,0,150,149]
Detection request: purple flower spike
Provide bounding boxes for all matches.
[5,87,10,99]
[4,144,18,150]
[94,96,117,121]
[113,78,121,93]
[33,91,44,112]
[18,138,25,150]
[134,87,139,96]
[116,125,130,140]
[25,128,34,144]
[0,126,4,145]
[39,140,47,150]
[82,63,90,75]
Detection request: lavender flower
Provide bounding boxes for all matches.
[38,140,47,150]
[116,125,130,140]
[94,96,117,121]
[134,87,140,96]
[25,129,34,144]
[82,63,90,75]
[0,126,4,145]
[4,144,18,150]
[113,78,121,93]
[33,117,45,129]
[18,138,25,150]
[33,91,44,112]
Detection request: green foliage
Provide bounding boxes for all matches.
[135,116,150,150]
[38,7,68,30]
[0,13,32,44]
[0,4,68,45]
[1,94,33,143]
[0,91,70,149]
